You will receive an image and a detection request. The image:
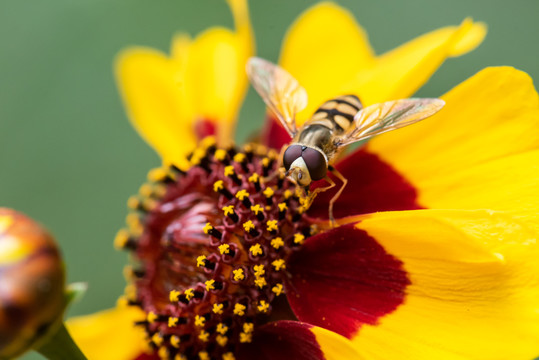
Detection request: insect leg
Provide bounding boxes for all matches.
[327,165,348,227]
[303,177,336,212]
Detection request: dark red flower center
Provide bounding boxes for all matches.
[115,137,314,360]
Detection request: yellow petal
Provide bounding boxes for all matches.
[183,0,253,146]
[311,326,365,360]
[115,47,196,168]
[279,2,375,123]
[367,67,539,223]
[345,18,486,105]
[351,209,539,360]
[116,0,253,164]
[67,305,147,360]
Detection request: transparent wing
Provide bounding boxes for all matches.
[336,98,445,146]
[246,57,308,138]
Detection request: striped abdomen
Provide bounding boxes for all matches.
[307,95,363,135]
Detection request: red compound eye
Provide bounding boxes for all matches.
[283,145,302,171]
[301,147,327,181]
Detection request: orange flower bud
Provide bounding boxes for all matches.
[0,208,65,359]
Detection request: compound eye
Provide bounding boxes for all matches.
[302,147,327,181]
[283,145,302,171]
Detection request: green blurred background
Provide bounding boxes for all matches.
[0,0,537,358]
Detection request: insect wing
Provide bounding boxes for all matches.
[246,57,308,137]
[336,98,445,146]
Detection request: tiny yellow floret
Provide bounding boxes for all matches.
[175,355,187,360]
[213,180,224,192]
[222,205,235,216]
[194,315,206,327]
[250,204,263,214]
[233,268,245,281]
[199,351,210,360]
[184,288,195,301]
[205,279,215,291]
[272,283,284,296]
[272,259,286,271]
[213,303,224,315]
[240,332,253,343]
[248,173,259,183]
[254,276,267,288]
[169,289,181,302]
[243,322,254,334]
[218,244,231,255]
[271,237,284,249]
[152,332,163,346]
[216,335,228,347]
[236,189,250,200]
[168,317,178,327]
[214,149,228,161]
[216,323,229,335]
[257,300,270,313]
[147,311,158,324]
[114,229,130,249]
[198,330,210,342]
[263,187,274,198]
[203,223,213,235]
[224,165,235,177]
[223,352,235,360]
[253,264,265,277]
[278,202,288,212]
[243,220,255,232]
[170,335,180,348]
[266,220,278,232]
[158,347,169,360]
[249,244,263,256]
[294,233,305,245]
[234,303,246,316]
[196,255,207,267]
[234,153,246,163]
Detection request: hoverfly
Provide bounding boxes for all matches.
[246,57,445,224]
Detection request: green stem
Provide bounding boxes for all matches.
[34,322,87,360]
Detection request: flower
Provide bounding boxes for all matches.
[67,1,539,360]
[0,208,65,359]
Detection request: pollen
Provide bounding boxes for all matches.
[216,323,228,335]
[147,311,158,324]
[266,220,278,232]
[271,237,284,249]
[196,255,207,267]
[254,276,267,288]
[205,279,215,291]
[117,139,314,359]
[272,283,284,296]
[272,259,286,271]
[170,335,181,348]
[249,244,263,256]
[233,303,246,316]
[216,335,228,347]
[168,317,179,327]
[184,288,195,301]
[257,300,270,313]
[253,264,265,277]
[198,330,210,342]
[243,322,254,333]
[263,187,274,198]
[239,332,252,343]
[218,244,231,255]
[232,268,245,281]
[152,333,164,346]
[294,233,305,245]
[194,315,206,327]
[213,303,224,315]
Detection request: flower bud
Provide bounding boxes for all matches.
[0,208,65,359]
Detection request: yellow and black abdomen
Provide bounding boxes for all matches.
[308,95,362,135]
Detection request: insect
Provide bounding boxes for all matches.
[246,57,445,224]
